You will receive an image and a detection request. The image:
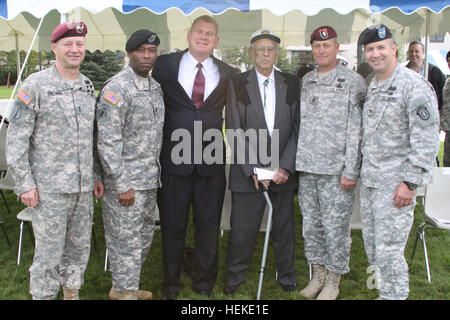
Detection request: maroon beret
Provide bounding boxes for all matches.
[310,26,337,44]
[51,22,88,43]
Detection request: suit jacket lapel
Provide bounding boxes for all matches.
[273,71,287,131]
[201,55,229,108]
[247,69,268,131]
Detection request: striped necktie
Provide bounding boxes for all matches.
[192,63,205,109]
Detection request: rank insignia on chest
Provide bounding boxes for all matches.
[103,91,120,105]
[17,89,32,105]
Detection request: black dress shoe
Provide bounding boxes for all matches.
[224,285,239,295]
[161,290,179,300]
[193,287,213,297]
[281,283,298,292]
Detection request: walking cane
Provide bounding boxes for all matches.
[256,190,273,300]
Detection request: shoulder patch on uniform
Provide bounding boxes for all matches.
[16,89,32,105]
[103,91,120,105]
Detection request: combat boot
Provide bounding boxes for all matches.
[316,270,341,300]
[300,264,326,299]
[114,289,138,300]
[109,287,153,300]
[62,286,79,300]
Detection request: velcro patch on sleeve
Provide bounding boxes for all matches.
[16,89,32,105]
[103,91,120,105]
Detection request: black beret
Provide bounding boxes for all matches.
[358,24,392,46]
[126,29,160,52]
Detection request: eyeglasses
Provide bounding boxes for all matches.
[253,46,278,55]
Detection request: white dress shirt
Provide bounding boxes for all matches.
[178,51,220,102]
[256,68,276,136]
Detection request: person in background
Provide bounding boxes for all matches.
[406,41,446,112]
[440,74,450,167]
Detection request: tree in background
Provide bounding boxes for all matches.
[222,47,297,74]
[0,49,124,89]
[80,50,125,90]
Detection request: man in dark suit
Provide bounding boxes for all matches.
[223,29,299,295]
[152,15,233,300]
[406,41,446,111]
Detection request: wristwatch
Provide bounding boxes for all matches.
[403,181,418,191]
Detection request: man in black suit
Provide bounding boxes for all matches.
[152,15,233,300]
[406,41,446,111]
[223,29,299,295]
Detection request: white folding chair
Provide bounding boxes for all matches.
[17,207,35,265]
[307,179,362,280]
[411,167,450,282]
[0,124,12,246]
[220,165,269,237]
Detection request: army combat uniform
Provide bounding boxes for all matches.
[6,65,97,299]
[440,78,450,167]
[96,65,164,292]
[296,63,366,275]
[360,64,440,300]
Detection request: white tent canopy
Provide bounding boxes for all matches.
[0,0,449,130]
[0,1,449,52]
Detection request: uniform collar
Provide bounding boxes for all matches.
[369,63,400,93]
[51,64,84,90]
[123,64,151,91]
[308,62,344,86]
[184,50,214,73]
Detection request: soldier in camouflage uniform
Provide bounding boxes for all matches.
[358,25,440,300]
[441,77,450,167]
[6,22,103,300]
[296,26,367,300]
[96,30,164,300]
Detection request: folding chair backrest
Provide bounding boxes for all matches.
[0,124,8,172]
[424,167,450,222]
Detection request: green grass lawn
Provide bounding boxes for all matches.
[0,180,449,300]
[0,86,14,99]
[0,86,100,99]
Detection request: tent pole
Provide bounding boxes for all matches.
[15,33,20,82]
[0,16,46,131]
[424,9,431,79]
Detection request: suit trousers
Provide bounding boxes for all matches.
[225,190,297,287]
[157,167,226,293]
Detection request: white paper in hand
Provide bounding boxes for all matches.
[253,168,274,180]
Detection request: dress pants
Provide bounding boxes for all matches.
[157,167,226,294]
[225,190,297,287]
